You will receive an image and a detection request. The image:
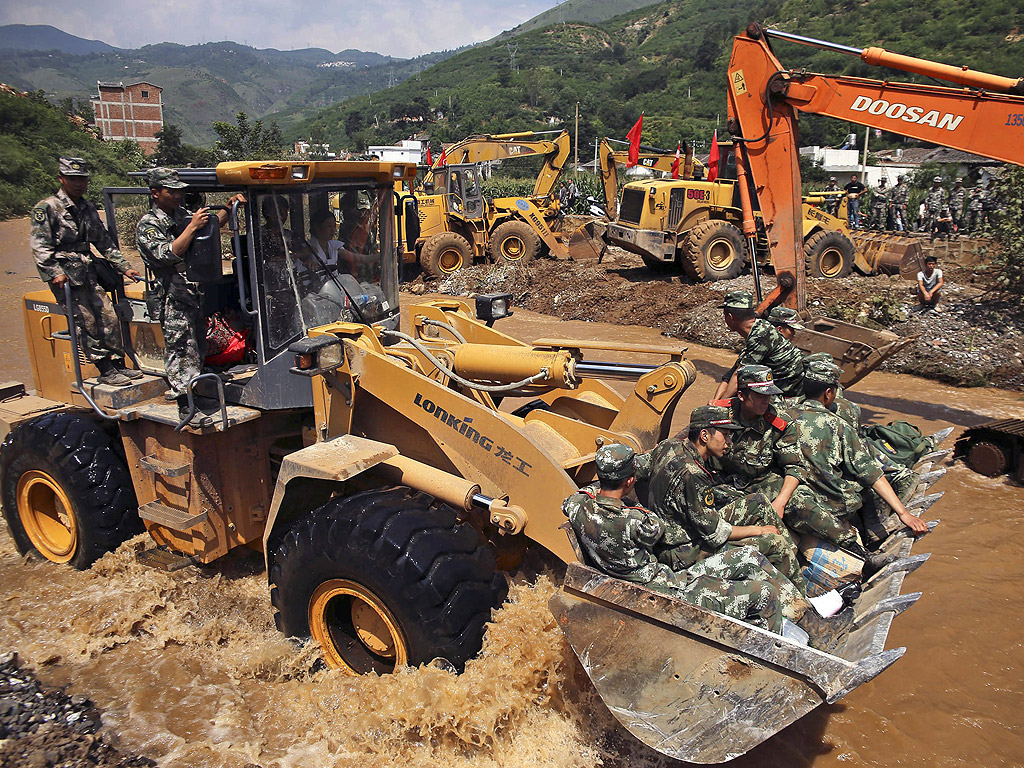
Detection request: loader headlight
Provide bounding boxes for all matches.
[475,292,513,324]
[289,336,345,376]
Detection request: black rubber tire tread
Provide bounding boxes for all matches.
[268,487,506,672]
[681,220,747,282]
[0,410,142,569]
[804,229,855,279]
[488,220,541,263]
[419,232,472,277]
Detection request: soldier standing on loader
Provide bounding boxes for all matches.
[965,182,986,233]
[923,176,947,234]
[713,291,805,401]
[867,177,890,230]
[563,442,788,634]
[823,176,841,216]
[136,168,245,426]
[890,176,909,232]
[775,360,929,574]
[30,157,144,387]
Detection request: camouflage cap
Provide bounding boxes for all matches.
[803,351,834,365]
[689,404,742,431]
[594,443,636,482]
[955,177,963,183]
[804,359,842,386]
[767,306,803,330]
[147,167,188,189]
[737,364,783,395]
[720,290,754,311]
[933,176,943,183]
[829,176,836,181]
[58,157,90,177]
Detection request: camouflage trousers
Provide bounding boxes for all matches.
[859,464,919,548]
[161,295,205,397]
[714,486,808,598]
[644,548,785,634]
[784,485,864,554]
[50,279,125,370]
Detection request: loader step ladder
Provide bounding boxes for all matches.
[138,454,190,478]
[138,501,208,531]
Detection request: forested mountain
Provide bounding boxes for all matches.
[294,0,1024,156]
[0,25,117,55]
[491,0,661,40]
[0,28,457,145]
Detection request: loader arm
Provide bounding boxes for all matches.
[597,138,703,218]
[727,23,1024,309]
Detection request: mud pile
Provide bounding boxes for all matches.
[410,250,1024,390]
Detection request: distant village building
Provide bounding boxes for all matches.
[89,81,164,155]
[367,140,427,164]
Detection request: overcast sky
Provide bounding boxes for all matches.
[1,0,557,57]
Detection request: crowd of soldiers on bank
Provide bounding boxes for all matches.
[819,173,1001,240]
[563,290,939,643]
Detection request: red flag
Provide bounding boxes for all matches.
[707,130,720,182]
[671,141,681,179]
[626,113,644,168]
[438,147,447,166]
[425,144,432,166]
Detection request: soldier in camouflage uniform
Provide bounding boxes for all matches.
[777,360,928,572]
[562,443,786,633]
[950,178,967,234]
[923,176,948,235]
[867,177,890,230]
[30,157,143,387]
[767,306,802,342]
[633,406,809,617]
[136,168,245,426]
[823,177,841,216]
[965,183,986,233]
[714,291,805,400]
[890,176,909,232]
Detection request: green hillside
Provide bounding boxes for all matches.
[0,38,456,145]
[491,0,662,40]
[0,88,143,218]
[294,0,1024,156]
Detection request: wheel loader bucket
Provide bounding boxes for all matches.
[550,529,931,763]
[851,232,922,278]
[792,317,916,388]
[567,220,607,262]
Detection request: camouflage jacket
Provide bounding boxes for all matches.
[136,206,200,306]
[924,187,948,213]
[562,486,664,582]
[786,387,862,434]
[950,188,967,214]
[736,319,805,397]
[635,438,732,567]
[871,186,890,207]
[892,184,909,206]
[30,189,131,285]
[711,398,799,484]
[778,399,884,507]
[968,189,985,211]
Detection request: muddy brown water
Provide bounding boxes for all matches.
[0,217,1022,766]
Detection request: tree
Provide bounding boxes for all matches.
[212,111,284,161]
[991,166,1024,298]
[154,124,189,166]
[112,140,147,170]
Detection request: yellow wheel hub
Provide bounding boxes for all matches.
[707,239,736,270]
[501,236,526,260]
[438,248,463,273]
[309,579,408,675]
[17,470,78,564]
[819,247,843,277]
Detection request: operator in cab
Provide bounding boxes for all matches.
[136,168,245,427]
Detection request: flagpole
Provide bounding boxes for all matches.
[574,102,580,172]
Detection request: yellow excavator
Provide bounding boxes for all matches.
[396,131,603,276]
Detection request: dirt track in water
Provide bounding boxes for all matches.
[0,217,1023,766]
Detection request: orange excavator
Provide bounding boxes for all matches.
[727,24,1023,318]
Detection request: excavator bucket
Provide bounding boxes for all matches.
[552,514,944,761]
[793,317,916,388]
[567,219,607,262]
[851,232,922,278]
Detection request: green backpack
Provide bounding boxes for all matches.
[865,421,933,467]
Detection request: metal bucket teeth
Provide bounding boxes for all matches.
[929,427,955,446]
[918,448,951,465]
[907,491,944,512]
[915,469,946,494]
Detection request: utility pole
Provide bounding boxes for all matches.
[594,137,599,176]
[862,126,870,176]
[574,102,580,171]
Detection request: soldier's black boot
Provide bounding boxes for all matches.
[176,395,213,429]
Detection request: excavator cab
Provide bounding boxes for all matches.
[436,164,486,221]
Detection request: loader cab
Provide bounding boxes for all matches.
[436,164,485,220]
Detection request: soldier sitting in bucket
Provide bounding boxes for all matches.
[30,156,143,387]
[775,360,929,575]
[766,306,803,342]
[563,442,790,634]
[714,291,805,401]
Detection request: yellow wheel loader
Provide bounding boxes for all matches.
[0,158,931,763]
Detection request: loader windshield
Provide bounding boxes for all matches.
[252,185,398,355]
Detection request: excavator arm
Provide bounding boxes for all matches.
[727,23,1024,310]
[424,131,571,198]
[596,138,701,218]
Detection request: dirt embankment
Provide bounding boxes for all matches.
[408,246,1024,391]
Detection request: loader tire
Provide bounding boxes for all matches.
[0,411,141,569]
[681,220,746,282]
[269,487,506,675]
[804,230,855,279]
[489,220,541,264]
[420,233,472,277]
